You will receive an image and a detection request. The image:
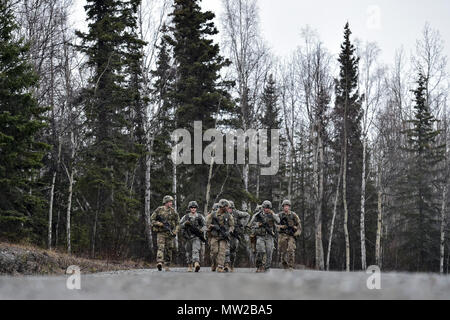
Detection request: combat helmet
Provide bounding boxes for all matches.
[282,199,291,207]
[262,200,272,209]
[218,199,230,208]
[212,203,220,211]
[163,195,174,204]
[188,201,199,209]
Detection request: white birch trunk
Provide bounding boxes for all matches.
[48,138,62,249]
[317,134,325,270]
[172,145,178,252]
[242,163,249,211]
[144,136,155,252]
[343,122,350,272]
[55,209,60,247]
[326,162,342,271]
[256,167,260,201]
[288,147,294,199]
[205,152,215,214]
[313,129,324,270]
[440,186,447,274]
[66,130,75,255]
[360,137,367,270]
[375,159,383,268]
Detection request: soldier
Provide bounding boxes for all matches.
[210,203,220,215]
[247,205,262,261]
[180,201,206,272]
[225,201,250,272]
[278,199,302,270]
[205,203,219,258]
[150,195,180,272]
[205,199,235,273]
[248,201,279,273]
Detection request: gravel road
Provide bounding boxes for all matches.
[1,268,449,300]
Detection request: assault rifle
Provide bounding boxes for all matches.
[280,215,298,239]
[231,226,243,241]
[257,213,274,237]
[185,220,207,243]
[211,215,230,241]
[155,215,175,237]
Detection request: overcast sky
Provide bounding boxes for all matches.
[73,0,450,69]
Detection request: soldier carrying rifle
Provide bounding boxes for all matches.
[151,195,180,272]
[225,201,250,272]
[278,200,301,271]
[180,201,206,272]
[248,201,279,273]
[205,199,235,273]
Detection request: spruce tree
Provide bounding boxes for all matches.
[0,0,49,241]
[259,74,282,205]
[397,73,445,271]
[333,23,363,270]
[150,27,177,206]
[164,0,234,209]
[75,0,145,257]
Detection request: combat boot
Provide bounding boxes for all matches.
[165,266,171,272]
[224,264,230,272]
[187,264,193,272]
[157,263,163,271]
[255,267,264,273]
[194,262,201,272]
[217,266,225,273]
[230,266,234,273]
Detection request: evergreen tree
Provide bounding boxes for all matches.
[332,23,363,270]
[0,0,49,241]
[259,74,282,205]
[150,26,177,207]
[397,73,445,271]
[75,0,146,257]
[164,0,234,210]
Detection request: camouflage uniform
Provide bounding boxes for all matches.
[150,205,180,267]
[278,210,302,269]
[249,208,280,271]
[225,208,250,269]
[206,206,235,271]
[180,212,206,265]
[246,205,262,259]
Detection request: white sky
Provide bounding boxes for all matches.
[72,0,450,69]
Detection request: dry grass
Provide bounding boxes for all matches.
[0,242,151,276]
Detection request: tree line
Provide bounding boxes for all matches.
[0,0,449,273]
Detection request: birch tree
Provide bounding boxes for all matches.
[357,41,385,270]
[297,28,333,270]
[221,0,271,210]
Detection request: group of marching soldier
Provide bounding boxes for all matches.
[150,195,302,273]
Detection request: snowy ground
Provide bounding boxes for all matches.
[0,268,449,300]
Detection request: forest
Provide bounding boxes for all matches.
[0,0,449,274]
